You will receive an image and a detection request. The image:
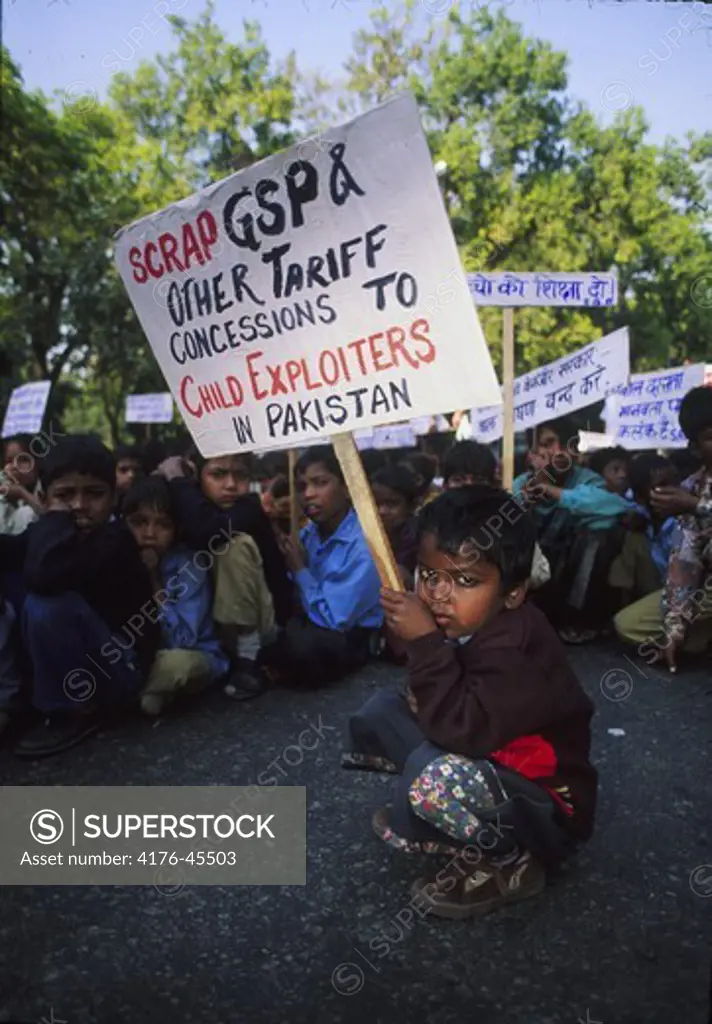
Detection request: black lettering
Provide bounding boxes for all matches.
[266,403,283,437]
[237,315,257,343]
[167,282,184,326]
[316,293,337,324]
[362,272,397,311]
[262,243,292,300]
[255,178,286,236]
[254,312,274,340]
[223,188,260,252]
[328,142,365,206]
[169,332,186,365]
[371,383,390,415]
[296,399,319,432]
[225,319,240,348]
[294,300,316,329]
[193,326,212,359]
[306,255,329,289]
[233,415,255,445]
[209,323,228,354]
[285,160,318,227]
[280,307,296,331]
[396,272,418,307]
[230,263,265,306]
[213,272,233,315]
[389,378,412,410]
[346,386,369,418]
[325,393,347,425]
[193,276,211,318]
[284,261,304,299]
[365,224,387,268]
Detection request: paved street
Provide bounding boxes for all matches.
[1,644,711,1024]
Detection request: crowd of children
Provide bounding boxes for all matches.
[0,385,710,917]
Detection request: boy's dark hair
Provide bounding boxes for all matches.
[39,434,116,491]
[187,445,254,478]
[370,464,418,506]
[3,433,33,456]
[418,484,536,591]
[588,446,630,477]
[269,474,290,501]
[442,440,497,484]
[679,387,712,443]
[122,475,177,522]
[401,452,436,495]
[667,446,701,480]
[258,452,289,480]
[294,445,344,483]
[629,453,673,500]
[141,439,168,475]
[526,416,576,450]
[359,449,389,477]
[114,443,142,463]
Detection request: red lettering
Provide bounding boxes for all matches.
[302,357,323,391]
[226,375,244,407]
[410,318,435,364]
[158,232,185,274]
[285,360,303,392]
[346,337,368,375]
[246,351,267,401]
[266,362,288,396]
[128,246,148,284]
[198,384,216,413]
[180,376,202,418]
[196,210,218,260]
[367,332,392,372]
[145,242,163,279]
[386,325,418,369]
[182,224,206,270]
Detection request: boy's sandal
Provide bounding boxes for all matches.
[370,807,461,856]
[341,751,399,773]
[410,852,546,920]
[558,627,599,645]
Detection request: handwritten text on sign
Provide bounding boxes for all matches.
[1,381,51,439]
[607,363,705,449]
[125,393,174,424]
[468,272,618,308]
[114,95,499,457]
[470,328,630,442]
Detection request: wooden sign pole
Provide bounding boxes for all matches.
[331,432,404,592]
[287,448,300,542]
[501,307,515,491]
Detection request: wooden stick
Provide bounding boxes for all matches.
[288,448,300,542]
[331,432,404,592]
[501,306,515,491]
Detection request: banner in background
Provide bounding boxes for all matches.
[468,271,618,308]
[1,381,51,438]
[115,94,500,457]
[470,328,630,442]
[125,393,174,424]
[605,363,705,449]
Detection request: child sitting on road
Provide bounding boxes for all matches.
[154,450,291,701]
[615,387,712,669]
[608,454,679,606]
[123,477,230,716]
[345,485,597,918]
[267,445,382,686]
[370,463,419,580]
[588,446,631,497]
[0,435,158,757]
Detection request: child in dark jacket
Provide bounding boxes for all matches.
[370,464,419,581]
[154,451,291,700]
[122,477,230,715]
[346,485,596,919]
[0,435,158,758]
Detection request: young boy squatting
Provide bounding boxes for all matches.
[347,485,597,918]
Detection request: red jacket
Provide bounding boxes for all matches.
[406,602,597,840]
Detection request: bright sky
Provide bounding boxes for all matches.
[5,0,712,144]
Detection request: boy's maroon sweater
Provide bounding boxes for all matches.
[406,601,597,840]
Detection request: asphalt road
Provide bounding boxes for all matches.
[1,643,711,1024]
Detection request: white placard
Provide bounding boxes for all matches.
[606,363,705,450]
[1,381,51,438]
[372,424,417,449]
[470,328,630,441]
[115,94,500,457]
[125,393,174,424]
[578,430,616,454]
[410,415,434,435]
[468,271,618,308]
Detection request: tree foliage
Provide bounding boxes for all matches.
[2,2,710,440]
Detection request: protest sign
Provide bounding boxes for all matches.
[470,328,630,442]
[468,272,618,308]
[125,393,174,424]
[372,424,417,449]
[606,363,705,449]
[1,381,51,438]
[114,93,500,458]
[578,430,616,454]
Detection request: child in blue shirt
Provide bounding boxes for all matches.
[123,477,230,716]
[269,445,382,686]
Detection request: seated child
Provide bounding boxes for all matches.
[345,485,596,918]
[122,477,230,715]
[514,417,629,642]
[445,440,550,591]
[155,450,291,700]
[0,434,43,535]
[370,464,419,579]
[615,387,712,669]
[588,447,631,496]
[262,474,292,538]
[609,454,679,605]
[269,445,382,685]
[113,443,144,514]
[0,435,158,757]
[442,440,497,490]
[401,452,441,511]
